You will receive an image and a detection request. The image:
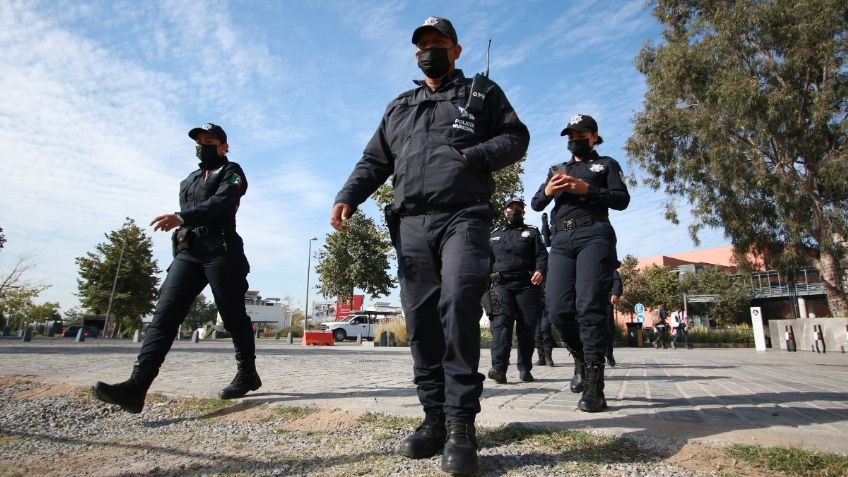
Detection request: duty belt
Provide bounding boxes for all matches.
[552,215,608,234]
[498,270,532,282]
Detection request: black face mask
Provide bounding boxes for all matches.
[417,47,451,79]
[567,138,593,158]
[505,210,523,226]
[196,144,220,164]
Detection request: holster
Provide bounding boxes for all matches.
[481,289,503,317]
[171,228,194,257]
[384,204,400,247]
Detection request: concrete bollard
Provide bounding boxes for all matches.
[274,331,281,341]
[46,326,55,338]
[132,330,141,343]
[1,326,9,337]
[191,330,200,343]
[255,328,261,339]
[387,331,396,347]
[210,330,218,340]
[75,327,85,343]
[784,325,796,352]
[813,324,826,353]
[21,326,32,343]
[286,332,293,344]
[356,333,362,344]
[379,331,388,347]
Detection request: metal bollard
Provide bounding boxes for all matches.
[379,331,388,347]
[813,324,826,353]
[46,326,55,338]
[1,326,9,337]
[210,330,218,340]
[274,331,281,341]
[784,325,796,352]
[191,330,200,343]
[132,329,141,343]
[387,331,396,347]
[356,333,362,344]
[21,326,32,343]
[255,328,261,339]
[75,327,85,343]
[286,332,293,344]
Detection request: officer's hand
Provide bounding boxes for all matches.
[489,272,501,283]
[331,203,352,232]
[531,271,544,286]
[610,294,620,305]
[544,174,570,197]
[150,213,181,232]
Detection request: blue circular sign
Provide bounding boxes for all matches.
[636,314,645,323]
[635,303,645,314]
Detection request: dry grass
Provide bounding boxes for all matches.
[374,318,407,343]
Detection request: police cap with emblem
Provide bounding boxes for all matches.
[411,16,458,45]
[505,197,525,209]
[188,123,228,144]
[560,114,603,144]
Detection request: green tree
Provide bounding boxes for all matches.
[63,307,83,326]
[0,255,48,330]
[626,0,848,316]
[315,213,394,303]
[616,254,644,319]
[76,218,160,337]
[643,265,681,311]
[0,226,6,251]
[680,267,751,326]
[184,294,218,331]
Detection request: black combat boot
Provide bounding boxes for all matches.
[399,413,446,459]
[605,348,616,367]
[569,355,585,393]
[577,363,608,412]
[92,363,158,414]
[544,347,554,366]
[487,368,506,384]
[519,370,534,382]
[534,348,546,366]
[219,359,262,399]
[442,417,478,475]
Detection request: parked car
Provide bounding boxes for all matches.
[63,325,100,338]
[320,311,398,342]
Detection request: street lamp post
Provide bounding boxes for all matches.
[304,237,318,337]
[103,239,126,339]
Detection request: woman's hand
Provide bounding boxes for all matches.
[545,174,589,196]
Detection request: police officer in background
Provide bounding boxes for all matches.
[531,114,630,412]
[488,198,548,384]
[93,123,261,413]
[535,213,556,367]
[606,268,623,367]
[331,17,528,475]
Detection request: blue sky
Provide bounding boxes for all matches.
[0,0,728,314]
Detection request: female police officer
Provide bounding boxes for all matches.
[92,123,261,413]
[531,114,629,412]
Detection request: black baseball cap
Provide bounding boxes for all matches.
[560,114,603,144]
[505,197,525,208]
[412,16,458,45]
[188,123,228,144]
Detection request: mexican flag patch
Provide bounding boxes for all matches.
[229,174,242,188]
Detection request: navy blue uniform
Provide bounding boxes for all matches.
[531,151,629,365]
[607,270,623,355]
[489,223,547,373]
[335,69,529,419]
[137,157,255,370]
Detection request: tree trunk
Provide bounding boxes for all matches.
[817,249,847,317]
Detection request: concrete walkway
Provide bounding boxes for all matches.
[2,338,846,455]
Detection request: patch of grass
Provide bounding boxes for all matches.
[725,444,848,477]
[357,412,419,430]
[0,433,17,447]
[480,425,655,464]
[147,391,169,404]
[171,396,230,415]
[273,405,317,422]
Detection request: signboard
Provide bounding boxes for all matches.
[688,295,720,303]
[750,306,766,351]
[636,314,645,323]
[634,303,645,314]
[336,295,364,320]
[312,301,336,321]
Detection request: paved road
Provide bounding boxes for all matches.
[2,338,847,455]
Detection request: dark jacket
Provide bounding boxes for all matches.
[335,69,530,215]
[489,222,548,277]
[610,270,623,296]
[530,151,630,224]
[176,157,247,254]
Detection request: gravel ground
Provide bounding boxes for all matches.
[0,376,738,476]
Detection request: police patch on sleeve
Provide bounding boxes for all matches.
[521,231,531,237]
[590,164,605,173]
[229,173,243,188]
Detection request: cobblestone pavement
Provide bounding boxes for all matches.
[1,338,846,455]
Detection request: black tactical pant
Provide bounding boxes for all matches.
[490,281,542,373]
[545,221,617,365]
[393,204,490,420]
[607,301,616,353]
[137,250,255,369]
[534,303,555,348]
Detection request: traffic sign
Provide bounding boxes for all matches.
[636,314,645,323]
[635,303,645,314]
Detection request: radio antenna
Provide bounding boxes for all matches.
[485,39,491,77]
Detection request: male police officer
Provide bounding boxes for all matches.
[93,123,261,413]
[331,17,529,475]
[488,198,547,384]
[535,213,555,367]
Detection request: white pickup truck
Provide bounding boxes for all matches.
[320,311,401,342]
